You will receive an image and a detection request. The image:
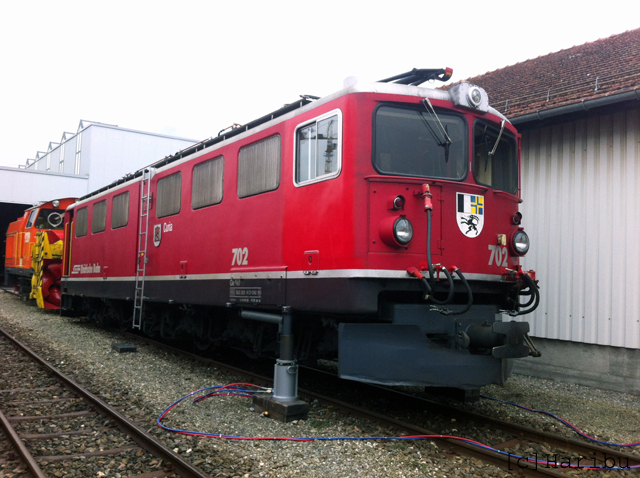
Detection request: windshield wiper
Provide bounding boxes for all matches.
[421,98,452,161]
[488,119,506,158]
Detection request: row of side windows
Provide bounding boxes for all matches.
[75,112,342,232]
[156,153,226,219]
[155,134,282,218]
[75,192,129,237]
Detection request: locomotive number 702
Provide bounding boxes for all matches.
[487,244,509,267]
[232,247,249,266]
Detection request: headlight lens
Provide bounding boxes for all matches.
[394,217,413,245]
[512,230,530,255]
[468,87,482,107]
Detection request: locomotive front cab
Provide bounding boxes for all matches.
[338,82,540,389]
[4,198,75,307]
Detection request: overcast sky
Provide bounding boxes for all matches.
[0,1,638,168]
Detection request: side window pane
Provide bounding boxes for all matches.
[192,156,224,209]
[76,208,88,237]
[157,172,182,218]
[473,122,518,194]
[92,200,107,234]
[26,209,38,228]
[238,135,280,198]
[296,113,340,185]
[297,124,316,183]
[112,192,129,229]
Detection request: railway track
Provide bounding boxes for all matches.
[125,332,640,477]
[0,328,210,478]
[1,286,20,298]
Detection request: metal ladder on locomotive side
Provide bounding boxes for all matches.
[133,168,153,329]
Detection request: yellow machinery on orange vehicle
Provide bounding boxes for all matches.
[4,198,76,309]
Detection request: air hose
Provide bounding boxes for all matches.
[410,190,474,315]
[513,273,540,316]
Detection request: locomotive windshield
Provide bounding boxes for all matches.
[473,120,518,194]
[33,208,66,230]
[373,105,467,180]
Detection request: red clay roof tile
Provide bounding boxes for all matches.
[459,28,640,119]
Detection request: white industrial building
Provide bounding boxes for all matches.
[6,120,197,199]
[467,28,640,393]
[0,120,197,281]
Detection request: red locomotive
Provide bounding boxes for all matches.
[59,69,540,390]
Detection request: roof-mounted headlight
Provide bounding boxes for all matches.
[448,83,489,113]
[468,86,483,108]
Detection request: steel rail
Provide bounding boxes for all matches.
[298,389,570,478]
[0,328,210,478]
[365,383,640,469]
[0,286,21,297]
[0,407,48,478]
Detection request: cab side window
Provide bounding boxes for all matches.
[295,111,341,185]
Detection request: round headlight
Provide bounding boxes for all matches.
[512,230,530,255]
[468,87,482,107]
[394,217,413,245]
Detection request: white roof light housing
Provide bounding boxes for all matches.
[449,83,490,113]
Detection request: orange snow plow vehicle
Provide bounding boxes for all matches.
[4,198,76,309]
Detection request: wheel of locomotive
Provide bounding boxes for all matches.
[242,323,266,359]
[118,310,132,332]
[142,307,161,338]
[160,308,177,340]
[87,300,107,326]
[19,278,30,302]
[192,313,213,351]
[104,302,123,327]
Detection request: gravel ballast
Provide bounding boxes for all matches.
[1,292,639,477]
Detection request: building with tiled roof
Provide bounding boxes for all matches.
[469,28,640,124]
[464,29,640,394]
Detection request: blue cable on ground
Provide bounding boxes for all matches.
[480,394,640,447]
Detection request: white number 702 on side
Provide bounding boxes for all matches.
[232,247,249,266]
[488,244,508,267]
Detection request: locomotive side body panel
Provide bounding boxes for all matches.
[64,184,139,299]
[5,213,29,276]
